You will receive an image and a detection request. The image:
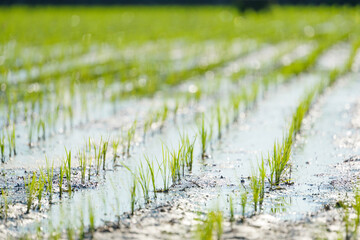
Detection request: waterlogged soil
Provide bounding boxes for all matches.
[92,199,347,240]
[1,42,359,239]
[92,73,360,240]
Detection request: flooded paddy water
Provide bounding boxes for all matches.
[1,6,360,240]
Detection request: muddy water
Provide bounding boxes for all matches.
[1,41,291,171]
[1,41,338,237]
[13,72,320,235]
[278,72,360,219]
[177,74,324,217]
[190,43,356,220]
[2,97,156,170]
[83,48,360,240]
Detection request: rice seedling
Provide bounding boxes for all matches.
[25,172,37,214]
[267,140,291,187]
[195,210,223,240]
[160,104,168,132]
[88,153,92,181]
[6,124,16,157]
[194,87,202,102]
[249,172,261,213]
[126,120,137,157]
[339,186,360,239]
[240,188,248,218]
[216,105,222,139]
[143,116,152,139]
[198,114,210,159]
[130,176,137,215]
[229,195,234,223]
[86,137,92,153]
[112,138,119,162]
[37,119,46,141]
[181,133,197,172]
[88,198,95,235]
[1,188,8,221]
[78,150,86,184]
[45,158,54,202]
[10,124,16,156]
[68,105,74,129]
[157,144,171,192]
[0,133,5,163]
[93,143,102,175]
[79,208,85,240]
[342,204,353,240]
[290,90,316,135]
[173,100,179,123]
[66,226,74,240]
[224,106,231,130]
[65,149,72,195]
[353,187,360,236]
[102,139,109,171]
[137,162,151,203]
[28,119,34,148]
[231,94,242,123]
[258,158,266,207]
[37,169,45,210]
[145,155,157,199]
[59,164,64,199]
[208,118,214,148]
[249,82,260,106]
[169,146,181,182]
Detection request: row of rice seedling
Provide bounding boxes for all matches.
[176,37,359,233]
[12,45,351,240]
[243,38,360,216]
[105,37,344,228]
[124,134,197,213]
[187,38,359,239]
[0,189,9,222]
[0,38,345,166]
[2,113,144,218]
[195,40,337,162]
[337,187,360,239]
[0,41,256,163]
[3,7,360,238]
[195,210,224,240]
[0,34,339,228]
[1,7,358,162]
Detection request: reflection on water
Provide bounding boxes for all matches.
[270,196,291,214]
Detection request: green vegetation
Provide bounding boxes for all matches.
[195,210,223,240]
[198,114,210,159]
[88,198,95,235]
[130,176,137,216]
[249,171,261,212]
[145,155,157,199]
[229,195,234,223]
[240,187,248,218]
[65,149,72,195]
[45,159,54,202]
[1,5,360,239]
[0,134,5,163]
[0,189,8,221]
[59,164,64,199]
[37,169,45,210]
[137,162,150,203]
[78,150,86,184]
[25,173,37,214]
[337,187,360,240]
[112,139,120,162]
[157,144,171,192]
